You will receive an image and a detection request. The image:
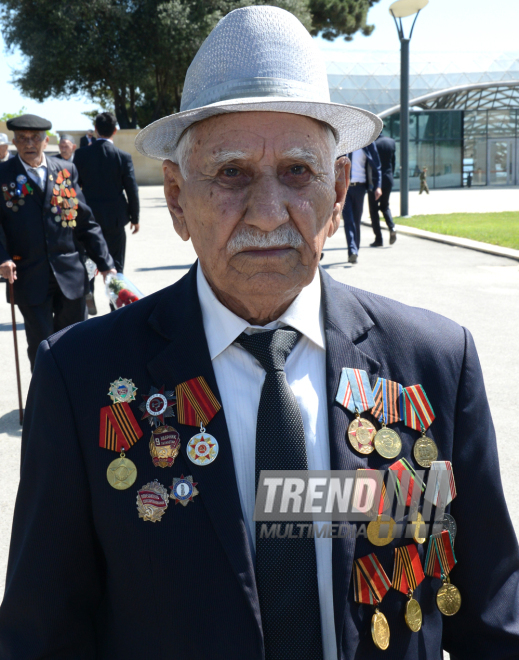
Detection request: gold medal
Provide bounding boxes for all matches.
[409,512,427,544]
[436,577,461,616]
[371,608,390,650]
[149,425,181,468]
[413,431,438,468]
[136,480,169,522]
[367,515,396,547]
[405,596,422,632]
[106,452,137,490]
[347,414,376,454]
[374,425,402,459]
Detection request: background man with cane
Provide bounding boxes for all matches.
[0,114,115,370]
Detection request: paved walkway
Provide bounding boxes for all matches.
[1,186,518,599]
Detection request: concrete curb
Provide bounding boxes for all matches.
[361,220,519,262]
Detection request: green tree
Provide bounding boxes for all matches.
[0,0,380,129]
[0,107,27,122]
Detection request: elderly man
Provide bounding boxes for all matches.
[1,7,518,660]
[0,133,13,162]
[0,114,115,369]
[56,133,77,161]
[79,128,96,147]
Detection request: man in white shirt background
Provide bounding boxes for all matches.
[342,144,382,264]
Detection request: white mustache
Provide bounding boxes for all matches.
[227,225,304,255]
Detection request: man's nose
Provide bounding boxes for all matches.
[243,173,289,231]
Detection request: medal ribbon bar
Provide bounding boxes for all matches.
[175,377,221,427]
[372,378,404,425]
[425,530,457,579]
[389,458,425,506]
[336,368,375,413]
[402,385,435,431]
[354,553,392,605]
[99,403,143,452]
[392,544,425,594]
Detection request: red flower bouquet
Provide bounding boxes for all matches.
[105,273,144,309]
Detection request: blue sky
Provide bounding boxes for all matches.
[0,0,516,131]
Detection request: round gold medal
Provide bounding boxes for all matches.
[374,427,402,459]
[367,515,396,547]
[436,581,461,616]
[106,454,137,490]
[347,416,376,455]
[413,434,438,468]
[371,609,390,650]
[405,598,422,632]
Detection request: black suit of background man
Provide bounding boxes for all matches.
[368,135,397,246]
[79,133,96,148]
[0,155,114,368]
[74,114,139,278]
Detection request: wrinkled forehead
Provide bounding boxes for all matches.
[192,112,334,163]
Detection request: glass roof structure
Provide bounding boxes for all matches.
[324,50,519,116]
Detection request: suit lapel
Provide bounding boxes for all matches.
[320,268,380,655]
[146,264,262,639]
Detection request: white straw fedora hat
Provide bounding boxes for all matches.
[135,5,382,160]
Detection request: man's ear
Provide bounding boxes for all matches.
[328,156,350,237]
[163,160,190,241]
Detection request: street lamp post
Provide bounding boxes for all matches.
[389,0,428,218]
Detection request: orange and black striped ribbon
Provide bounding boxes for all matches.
[392,544,425,594]
[372,378,404,425]
[425,530,456,579]
[175,377,221,428]
[99,402,143,452]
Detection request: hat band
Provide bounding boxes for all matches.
[181,76,330,112]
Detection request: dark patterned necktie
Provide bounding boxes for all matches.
[236,327,324,660]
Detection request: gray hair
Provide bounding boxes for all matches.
[59,134,76,145]
[171,118,337,180]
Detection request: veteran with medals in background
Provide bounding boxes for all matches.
[0,114,115,369]
[1,8,519,660]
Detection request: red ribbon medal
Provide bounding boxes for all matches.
[353,553,392,650]
[100,379,144,491]
[388,457,425,507]
[175,377,222,467]
[175,376,221,427]
[425,529,462,615]
[402,384,438,468]
[99,402,143,452]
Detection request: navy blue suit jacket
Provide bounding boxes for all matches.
[0,155,113,305]
[74,140,140,230]
[1,265,518,659]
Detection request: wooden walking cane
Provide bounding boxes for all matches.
[9,280,24,425]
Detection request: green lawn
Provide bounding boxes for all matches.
[395,212,519,250]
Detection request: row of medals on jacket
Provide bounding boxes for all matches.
[348,406,460,650]
[104,379,216,520]
[103,378,459,650]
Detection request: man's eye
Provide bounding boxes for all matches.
[223,167,240,177]
[290,165,307,176]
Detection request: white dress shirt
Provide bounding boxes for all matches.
[350,149,367,184]
[197,264,337,660]
[19,153,48,190]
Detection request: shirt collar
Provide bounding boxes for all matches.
[19,152,47,171]
[197,262,325,361]
[96,137,113,143]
